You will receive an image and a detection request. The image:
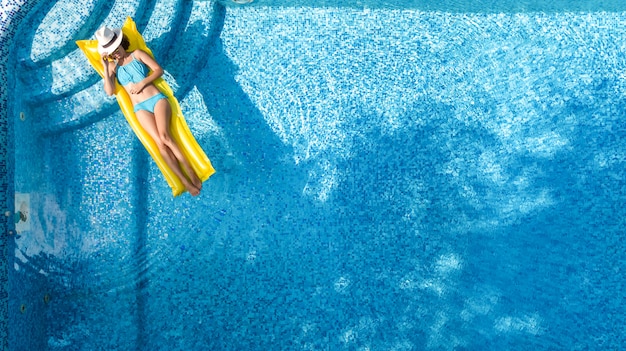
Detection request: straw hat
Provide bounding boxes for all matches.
[95,26,123,55]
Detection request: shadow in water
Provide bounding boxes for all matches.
[461,99,626,347]
[136,6,325,349]
[187,9,298,184]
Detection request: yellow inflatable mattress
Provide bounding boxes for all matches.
[76,17,215,196]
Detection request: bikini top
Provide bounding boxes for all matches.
[116,53,148,86]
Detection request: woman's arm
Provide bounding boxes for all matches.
[127,49,164,94]
[101,53,117,96]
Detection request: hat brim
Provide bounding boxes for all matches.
[97,28,123,55]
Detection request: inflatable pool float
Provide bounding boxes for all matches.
[76,17,215,196]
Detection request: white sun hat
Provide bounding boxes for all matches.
[95,26,123,55]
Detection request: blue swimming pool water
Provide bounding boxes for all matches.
[3,0,626,350]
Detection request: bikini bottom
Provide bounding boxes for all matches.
[134,93,167,113]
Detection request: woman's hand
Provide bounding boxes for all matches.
[101,52,114,73]
[101,52,116,96]
[127,82,145,94]
[100,52,111,64]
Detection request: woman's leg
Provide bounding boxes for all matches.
[152,98,203,192]
[135,104,201,196]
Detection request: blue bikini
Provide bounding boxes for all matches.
[116,53,167,113]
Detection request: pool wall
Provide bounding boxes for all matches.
[220,0,626,11]
[2,2,25,349]
[2,2,54,350]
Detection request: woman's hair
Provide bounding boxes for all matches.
[121,35,130,50]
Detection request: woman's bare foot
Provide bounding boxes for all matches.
[190,173,202,192]
[180,164,202,193]
[182,179,201,196]
[185,167,202,191]
[189,186,201,196]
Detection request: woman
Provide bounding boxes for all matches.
[95,26,202,196]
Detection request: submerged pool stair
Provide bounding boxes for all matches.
[14,0,221,136]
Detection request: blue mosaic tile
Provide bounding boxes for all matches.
[4,1,626,351]
[1,2,43,349]
[29,0,100,62]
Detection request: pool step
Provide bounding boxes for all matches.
[15,0,118,102]
[29,0,222,136]
[15,0,109,65]
[16,0,152,105]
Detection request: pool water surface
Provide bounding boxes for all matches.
[3,0,626,350]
